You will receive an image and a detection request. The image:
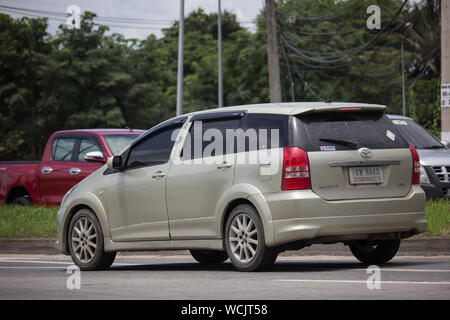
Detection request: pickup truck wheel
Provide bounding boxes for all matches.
[190,250,228,264]
[68,209,116,271]
[349,239,401,264]
[12,196,32,206]
[225,204,278,272]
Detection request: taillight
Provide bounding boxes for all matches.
[282,147,311,190]
[409,144,420,185]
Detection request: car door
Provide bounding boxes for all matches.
[107,120,185,242]
[73,137,106,181]
[166,112,244,239]
[39,136,79,205]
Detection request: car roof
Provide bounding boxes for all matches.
[143,102,388,132]
[181,102,387,117]
[54,128,146,135]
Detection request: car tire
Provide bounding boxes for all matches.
[224,204,277,272]
[190,250,228,264]
[349,239,401,264]
[12,196,32,206]
[68,208,116,271]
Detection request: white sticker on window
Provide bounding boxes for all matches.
[392,120,408,126]
[386,130,395,141]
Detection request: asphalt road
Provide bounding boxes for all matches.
[0,254,449,300]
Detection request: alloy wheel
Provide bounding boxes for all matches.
[71,217,97,264]
[228,213,259,263]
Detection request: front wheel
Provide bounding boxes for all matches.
[224,204,277,272]
[349,239,401,264]
[68,209,116,271]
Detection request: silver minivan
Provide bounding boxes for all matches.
[56,103,427,271]
[388,115,450,199]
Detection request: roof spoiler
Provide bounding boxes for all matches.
[293,105,387,115]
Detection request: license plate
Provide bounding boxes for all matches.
[349,166,383,184]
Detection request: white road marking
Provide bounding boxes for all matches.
[0,258,133,266]
[0,258,135,268]
[0,259,72,265]
[0,257,449,273]
[370,268,450,273]
[0,266,64,269]
[276,279,450,285]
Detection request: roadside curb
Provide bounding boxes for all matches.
[0,236,449,256]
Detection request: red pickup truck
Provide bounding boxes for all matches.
[0,129,144,206]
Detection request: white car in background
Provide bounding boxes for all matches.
[388,115,450,200]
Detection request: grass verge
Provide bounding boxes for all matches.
[424,199,450,235]
[0,205,58,238]
[0,200,448,238]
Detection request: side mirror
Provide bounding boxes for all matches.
[107,155,123,170]
[441,140,449,149]
[84,151,106,163]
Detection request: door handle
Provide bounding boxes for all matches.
[69,168,81,175]
[217,162,232,170]
[152,171,166,179]
[42,167,53,174]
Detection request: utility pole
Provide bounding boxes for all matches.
[441,1,450,142]
[401,40,406,116]
[265,0,282,102]
[218,0,223,107]
[176,0,184,116]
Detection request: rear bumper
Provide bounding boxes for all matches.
[265,185,427,246]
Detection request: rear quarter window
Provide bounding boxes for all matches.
[242,114,289,151]
[52,138,77,161]
[292,111,409,151]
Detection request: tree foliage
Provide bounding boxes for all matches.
[0,1,442,160]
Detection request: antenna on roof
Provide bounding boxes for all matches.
[324,99,332,104]
[125,126,133,132]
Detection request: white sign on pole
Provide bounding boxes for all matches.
[442,84,450,107]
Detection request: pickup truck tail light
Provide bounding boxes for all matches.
[282,147,311,190]
[409,144,420,185]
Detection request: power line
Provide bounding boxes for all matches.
[0,4,256,30]
[0,8,168,30]
[279,0,408,65]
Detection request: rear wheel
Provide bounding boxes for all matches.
[349,239,401,264]
[225,204,277,272]
[190,250,228,264]
[12,196,32,206]
[68,209,116,271]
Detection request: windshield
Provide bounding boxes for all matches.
[390,118,444,149]
[103,134,141,155]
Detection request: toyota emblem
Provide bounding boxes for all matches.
[359,147,372,159]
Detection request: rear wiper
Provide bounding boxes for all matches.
[319,138,359,149]
[422,145,444,149]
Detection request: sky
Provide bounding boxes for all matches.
[0,0,265,39]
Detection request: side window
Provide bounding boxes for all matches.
[126,125,181,169]
[52,138,77,161]
[77,138,102,162]
[243,114,289,151]
[181,118,241,160]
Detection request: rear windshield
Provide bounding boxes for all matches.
[390,118,444,149]
[293,111,409,151]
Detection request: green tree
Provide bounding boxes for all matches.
[40,12,128,133]
[0,14,51,160]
